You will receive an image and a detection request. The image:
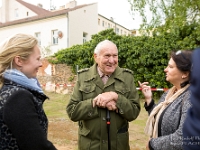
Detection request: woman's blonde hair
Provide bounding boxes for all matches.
[0,33,38,88]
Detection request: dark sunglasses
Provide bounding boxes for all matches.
[175,50,187,61]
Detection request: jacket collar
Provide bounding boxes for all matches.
[84,64,126,88]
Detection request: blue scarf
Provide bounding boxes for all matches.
[3,69,43,93]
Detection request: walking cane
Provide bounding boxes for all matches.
[106,109,111,150]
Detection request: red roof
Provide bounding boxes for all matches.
[16,0,50,15]
[0,1,94,28]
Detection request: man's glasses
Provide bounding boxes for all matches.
[175,50,187,61]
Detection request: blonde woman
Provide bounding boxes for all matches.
[0,34,57,150]
[139,50,192,150]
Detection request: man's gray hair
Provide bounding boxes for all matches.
[94,40,117,55]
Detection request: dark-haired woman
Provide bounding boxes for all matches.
[139,50,192,150]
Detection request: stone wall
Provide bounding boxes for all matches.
[37,59,76,94]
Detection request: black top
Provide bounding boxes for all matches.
[0,79,57,150]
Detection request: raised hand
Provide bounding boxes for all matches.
[138,81,152,105]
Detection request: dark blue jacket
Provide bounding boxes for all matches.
[183,48,200,149]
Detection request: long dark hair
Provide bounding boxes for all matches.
[171,50,193,88]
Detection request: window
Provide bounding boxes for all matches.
[35,32,41,45]
[116,28,119,34]
[15,9,18,18]
[98,19,100,25]
[52,30,58,45]
[83,32,87,43]
[27,12,29,16]
[102,21,104,27]
[108,23,110,28]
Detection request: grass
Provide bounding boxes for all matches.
[44,92,148,150]
[44,92,70,119]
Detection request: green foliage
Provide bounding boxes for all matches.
[128,0,200,35]
[68,75,75,82]
[48,28,197,98]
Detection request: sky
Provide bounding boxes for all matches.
[22,0,142,29]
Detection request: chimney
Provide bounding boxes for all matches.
[110,17,114,22]
[66,0,77,9]
[37,3,43,8]
[59,5,65,10]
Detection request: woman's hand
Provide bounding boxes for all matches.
[138,81,152,105]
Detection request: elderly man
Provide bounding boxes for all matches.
[67,40,140,150]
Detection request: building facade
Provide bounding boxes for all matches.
[0,0,131,55]
[98,14,130,36]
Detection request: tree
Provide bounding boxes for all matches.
[128,0,200,32]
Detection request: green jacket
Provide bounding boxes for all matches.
[67,64,140,150]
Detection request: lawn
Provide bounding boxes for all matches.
[44,91,149,150]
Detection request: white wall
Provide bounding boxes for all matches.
[0,4,100,55]
[1,2,121,55]
[68,3,98,46]
[0,0,37,23]
[9,0,37,21]
[0,15,68,55]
